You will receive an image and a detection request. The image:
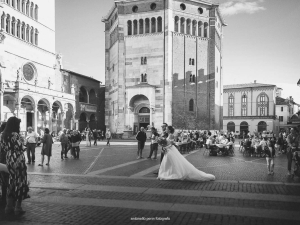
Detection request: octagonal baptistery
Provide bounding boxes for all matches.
[102,0,227,134]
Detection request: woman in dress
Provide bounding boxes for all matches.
[0,122,8,205]
[158,126,215,182]
[38,128,53,166]
[0,117,29,215]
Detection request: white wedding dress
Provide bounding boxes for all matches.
[158,145,215,182]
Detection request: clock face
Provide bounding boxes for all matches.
[23,64,35,81]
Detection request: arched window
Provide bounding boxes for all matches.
[11,17,16,35]
[189,58,192,65]
[144,74,147,82]
[1,14,5,31]
[204,22,208,37]
[257,121,267,132]
[139,107,150,113]
[228,94,234,116]
[30,26,34,43]
[6,0,10,5]
[241,94,247,116]
[6,15,10,33]
[240,121,249,135]
[141,74,147,82]
[127,20,132,35]
[144,57,147,65]
[151,17,156,33]
[21,22,25,40]
[16,20,20,38]
[133,20,137,35]
[192,75,196,83]
[192,20,197,35]
[17,0,20,10]
[180,17,185,33]
[79,87,88,103]
[189,99,194,111]
[157,16,162,32]
[26,1,30,16]
[22,0,25,13]
[198,21,203,37]
[192,59,195,65]
[174,16,179,32]
[145,18,150,33]
[139,19,143,34]
[30,2,34,18]
[186,19,191,35]
[227,122,235,132]
[257,93,268,116]
[35,29,38,45]
[35,5,38,20]
[12,0,15,8]
[141,57,144,65]
[26,25,29,41]
[89,89,97,105]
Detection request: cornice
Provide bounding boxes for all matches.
[224,116,276,120]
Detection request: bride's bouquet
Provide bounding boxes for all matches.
[157,137,172,154]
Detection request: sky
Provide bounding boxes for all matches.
[56,0,300,103]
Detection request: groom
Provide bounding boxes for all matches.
[154,123,168,175]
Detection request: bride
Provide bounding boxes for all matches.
[158,126,215,182]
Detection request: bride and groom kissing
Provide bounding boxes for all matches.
[155,123,215,182]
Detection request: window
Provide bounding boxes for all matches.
[192,75,196,83]
[11,17,15,35]
[229,94,234,116]
[186,19,191,35]
[151,17,156,33]
[145,18,150,33]
[139,19,143,34]
[17,0,20,10]
[227,122,235,132]
[139,107,150,113]
[192,20,196,35]
[16,20,20,37]
[281,107,283,112]
[133,20,137,35]
[144,57,147,65]
[30,3,34,18]
[34,29,38,45]
[141,57,144,65]
[242,108,246,116]
[279,116,283,122]
[198,7,204,14]
[180,17,185,33]
[174,16,179,32]
[12,0,15,8]
[204,22,208,38]
[150,3,156,10]
[192,59,195,65]
[189,58,192,65]
[1,14,4,31]
[242,94,247,116]
[26,25,29,41]
[257,93,268,116]
[180,3,186,10]
[141,74,147,83]
[35,5,38,20]
[132,5,138,13]
[23,63,35,81]
[127,21,132,35]
[157,17,162,32]
[30,27,34,43]
[189,99,194,111]
[26,1,29,15]
[198,21,202,37]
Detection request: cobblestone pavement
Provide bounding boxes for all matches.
[0,141,299,224]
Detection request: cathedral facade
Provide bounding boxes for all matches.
[0,0,76,134]
[103,0,226,134]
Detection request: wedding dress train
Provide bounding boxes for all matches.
[158,145,215,182]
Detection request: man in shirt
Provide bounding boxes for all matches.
[26,126,38,164]
[136,127,147,159]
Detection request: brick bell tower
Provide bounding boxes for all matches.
[103,0,226,134]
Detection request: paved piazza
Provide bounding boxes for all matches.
[1,140,300,225]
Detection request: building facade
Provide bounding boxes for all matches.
[223,82,280,135]
[0,0,76,134]
[60,69,105,132]
[102,0,226,134]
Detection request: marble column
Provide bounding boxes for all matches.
[61,111,65,130]
[34,105,38,132]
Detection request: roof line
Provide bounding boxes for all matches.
[60,69,101,83]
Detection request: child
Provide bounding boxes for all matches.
[265,140,275,175]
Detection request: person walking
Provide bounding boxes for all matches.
[147,127,159,160]
[106,129,111,146]
[93,129,98,146]
[59,129,69,160]
[136,127,147,159]
[85,128,91,147]
[286,128,299,176]
[38,128,53,166]
[0,117,29,215]
[265,140,275,175]
[25,126,38,164]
